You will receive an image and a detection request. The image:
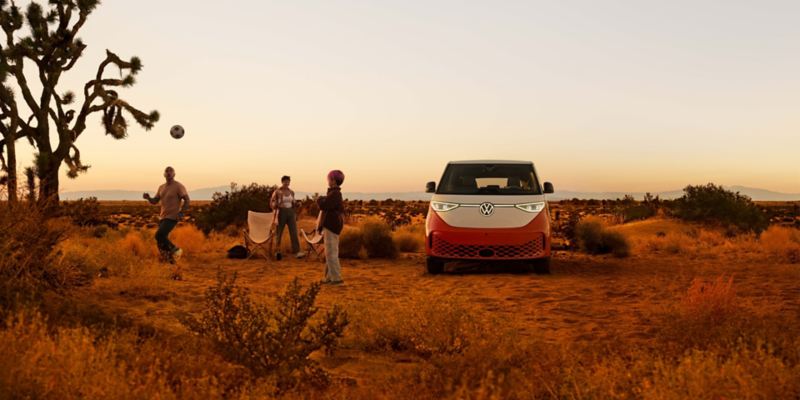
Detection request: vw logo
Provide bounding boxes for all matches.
[479,202,495,216]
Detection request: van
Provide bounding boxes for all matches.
[425,160,554,274]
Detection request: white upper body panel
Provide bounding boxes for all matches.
[429,193,547,229]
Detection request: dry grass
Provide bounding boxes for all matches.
[346,294,499,357]
[644,347,800,400]
[615,218,800,263]
[171,225,207,255]
[393,224,425,253]
[0,311,272,399]
[681,275,738,323]
[4,210,800,399]
[119,231,156,259]
[759,226,800,263]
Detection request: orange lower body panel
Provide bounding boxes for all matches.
[425,209,551,260]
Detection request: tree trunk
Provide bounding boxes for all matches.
[6,138,17,203]
[37,158,61,205]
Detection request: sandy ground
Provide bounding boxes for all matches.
[77,240,800,386]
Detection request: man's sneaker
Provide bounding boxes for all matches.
[172,248,183,261]
[295,251,307,259]
[328,280,344,286]
[275,252,283,261]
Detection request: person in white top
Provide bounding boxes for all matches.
[270,175,305,260]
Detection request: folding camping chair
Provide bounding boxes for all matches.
[243,211,277,260]
[300,210,325,262]
[300,229,325,262]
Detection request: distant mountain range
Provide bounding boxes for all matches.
[59,185,800,202]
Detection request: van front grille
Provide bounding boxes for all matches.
[432,234,545,259]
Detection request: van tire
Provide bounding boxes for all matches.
[426,257,445,274]
[530,257,551,274]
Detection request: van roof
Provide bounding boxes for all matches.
[448,160,533,165]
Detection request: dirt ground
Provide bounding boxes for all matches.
[76,236,800,387]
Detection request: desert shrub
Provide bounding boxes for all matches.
[759,226,800,263]
[393,224,424,253]
[59,197,105,226]
[185,273,349,390]
[681,276,738,325]
[171,225,207,255]
[195,183,277,234]
[671,183,769,234]
[602,230,630,257]
[347,295,491,358]
[619,203,657,222]
[574,217,630,257]
[339,226,365,259]
[0,203,85,313]
[360,217,398,259]
[120,231,153,259]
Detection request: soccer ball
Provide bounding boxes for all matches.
[170,125,185,139]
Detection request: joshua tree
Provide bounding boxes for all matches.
[0,47,21,202]
[0,0,159,203]
[24,165,34,203]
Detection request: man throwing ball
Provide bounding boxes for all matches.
[143,166,190,263]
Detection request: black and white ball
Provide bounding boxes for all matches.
[170,125,185,139]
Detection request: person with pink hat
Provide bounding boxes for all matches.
[317,170,345,285]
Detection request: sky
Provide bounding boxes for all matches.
[10,0,800,194]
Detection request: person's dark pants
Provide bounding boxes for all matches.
[155,218,179,255]
[275,207,300,253]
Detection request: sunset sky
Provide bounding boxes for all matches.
[12,0,800,194]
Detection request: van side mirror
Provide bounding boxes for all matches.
[426,181,436,193]
[543,182,554,194]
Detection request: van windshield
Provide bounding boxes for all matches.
[437,163,542,195]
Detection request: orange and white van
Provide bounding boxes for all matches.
[425,160,554,274]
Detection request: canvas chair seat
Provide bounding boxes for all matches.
[301,229,325,262]
[243,210,276,260]
[300,211,325,262]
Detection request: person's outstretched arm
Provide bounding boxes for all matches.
[143,190,160,205]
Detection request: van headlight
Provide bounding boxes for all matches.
[515,202,545,213]
[431,201,460,212]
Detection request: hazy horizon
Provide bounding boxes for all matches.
[11,0,800,194]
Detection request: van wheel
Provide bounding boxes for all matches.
[426,257,445,274]
[530,257,551,274]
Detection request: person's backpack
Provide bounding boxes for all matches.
[227,245,249,259]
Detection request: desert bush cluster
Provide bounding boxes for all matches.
[574,216,631,257]
[195,183,277,234]
[58,197,107,226]
[337,217,425,259]
[622,219,800,263]
[671,183,769,234]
